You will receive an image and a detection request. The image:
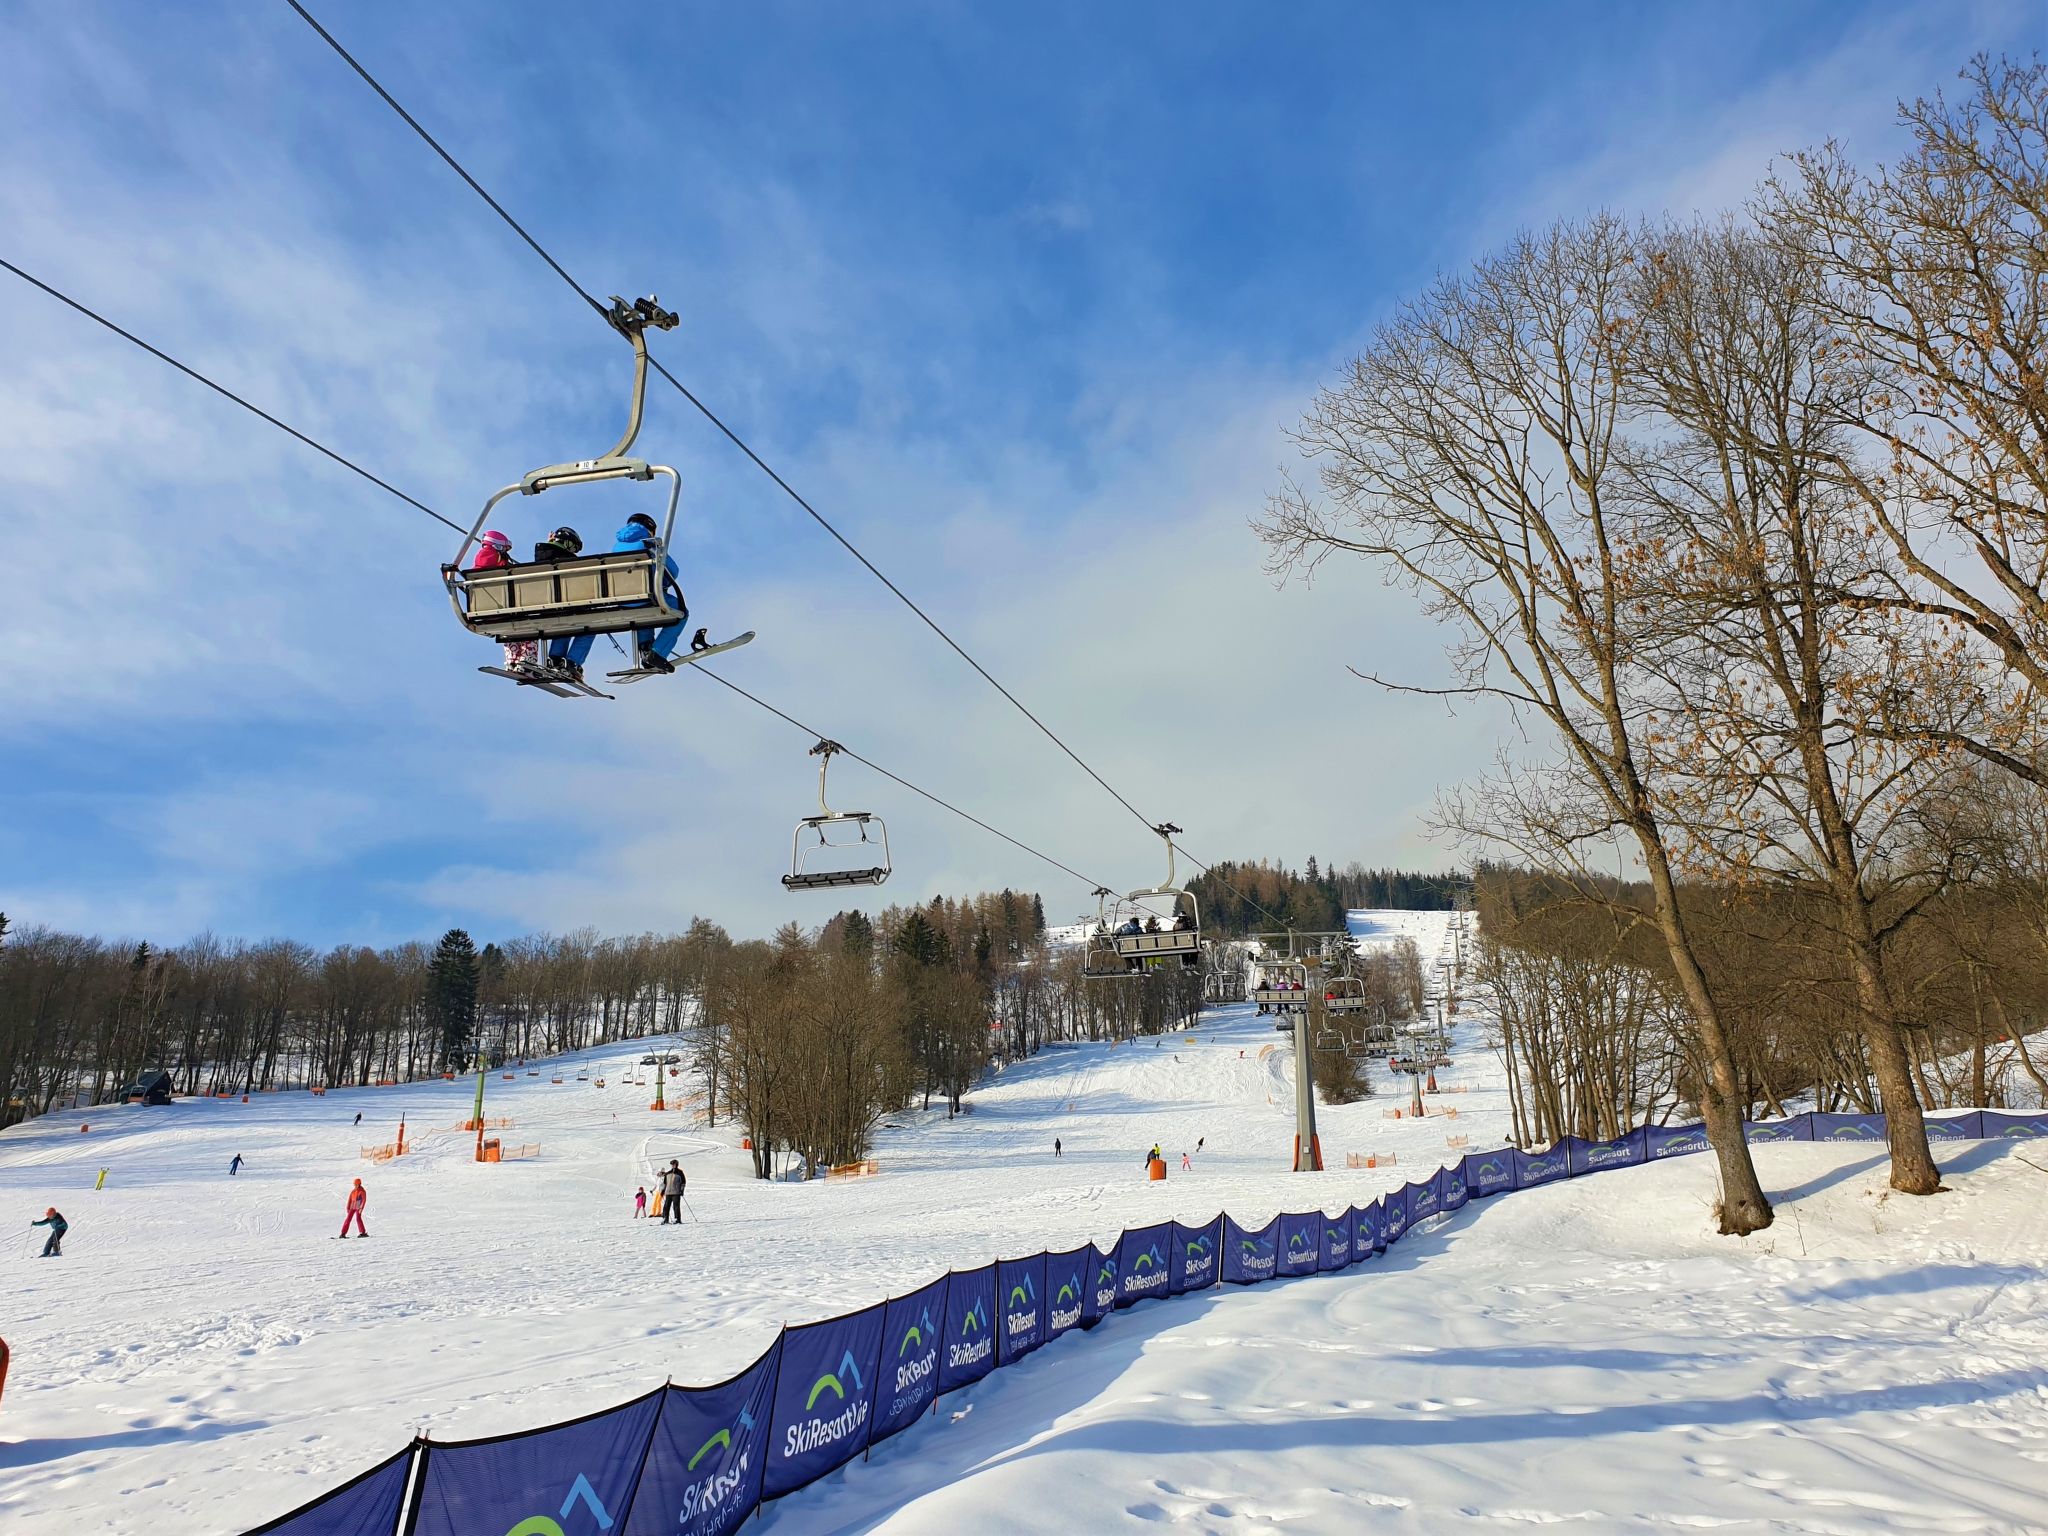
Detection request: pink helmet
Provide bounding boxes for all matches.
[481,530,512,550]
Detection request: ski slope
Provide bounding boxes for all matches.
[2,910,2045,1533]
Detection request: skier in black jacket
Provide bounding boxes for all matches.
[659,1160,687,1224]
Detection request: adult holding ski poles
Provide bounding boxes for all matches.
[659,1159,688,1224]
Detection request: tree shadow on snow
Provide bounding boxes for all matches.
[0,1416,271,1468]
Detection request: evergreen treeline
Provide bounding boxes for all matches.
[1189,860,1465,935]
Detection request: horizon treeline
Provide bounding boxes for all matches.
[1259,55,2048,1232]
[1188,860,1466,935]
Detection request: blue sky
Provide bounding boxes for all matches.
[1,1,2037,947]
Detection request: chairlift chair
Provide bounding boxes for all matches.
[1252,959,1312,1011]
[1081,889,1145,980]
[1108,824,1203,971]
[443,297,689,654]
[1323,975,1368,1014]
[783,740,891,891]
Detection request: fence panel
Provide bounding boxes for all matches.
[1981,1111,2048,1138]
[939,1266,998,1393]
[1116,1222,1174,1306]
[1810,1112,1888,1143]
[1278,1211,1321,1276]
[1382,1184,1413,1245]
[1223,1215,1277,1284]
[1087,1242,1119,1324]
[1044,1246,1091,1340]
[1644,1123,1712,1160]
[1742,1115,1812,1144]
[1409,1171,1445,1226]
[1172,1218,1222,1294]
[1569,1127,1648,1175]
[1464,1148,1514,1198]
[244,1445,414,1536]
[409,1388,662,1536]
[764,1302,886,1498]
[871,1277,949,1447]
[624,1342,782,1536]
[1924,1112,1983,1140]
[1441,1159,1471,1212]
[999,1255,1047,1363]
[1319,1208,1353,1270]
[1511,1146,1570,1189]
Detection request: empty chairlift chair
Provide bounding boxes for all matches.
[783,740,891,891]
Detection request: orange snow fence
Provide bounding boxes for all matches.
[499,1143,540,1161]
[360,1143,403,1163]
[826,1159,879,1180]
[310,1086,327,1096]
[1345,1152,1366,1169]
[1446,1135,1470,1149]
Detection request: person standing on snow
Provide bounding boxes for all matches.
[31,1207,67,1257]
[340,1178,368,1238]
[229,1154,243,1176]
[1054,1137,1061,1158]
[634,1186,648,1219]
[612,513,692,673]
[1181,1151,1192,1172]
[659,1159,687,1224]
[353,1111,362,1127]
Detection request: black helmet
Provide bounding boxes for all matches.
[627,512,657,534]
[549,526,583,555]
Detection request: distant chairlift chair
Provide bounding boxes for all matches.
[783,740,891,891]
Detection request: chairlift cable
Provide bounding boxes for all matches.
[0,256,468,537]
[283,2,1171,845]
[0,256,1115,899]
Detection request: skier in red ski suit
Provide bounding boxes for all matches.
[340,1178,368,1238]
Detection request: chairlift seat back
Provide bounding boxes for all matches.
[448,548,681,642]
[1112,929,1201,961]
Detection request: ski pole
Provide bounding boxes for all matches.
[681,1194,699,1223]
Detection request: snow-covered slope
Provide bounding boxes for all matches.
[768,1137,2048,1534]
[1,910,2042,1533]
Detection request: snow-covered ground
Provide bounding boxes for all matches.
[3,910,2044,1533]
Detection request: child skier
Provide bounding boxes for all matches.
[340,1178,368,1238]
[31,1207,67,1257]
[634,1186,648,1218]
[229,1154,243,1176]
[470,531,537,671]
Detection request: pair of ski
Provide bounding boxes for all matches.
[481,631,754,700]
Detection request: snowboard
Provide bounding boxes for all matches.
[607,631,756,685]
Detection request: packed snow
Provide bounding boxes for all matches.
[1,911,2044,1534]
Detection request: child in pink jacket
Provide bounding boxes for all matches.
[471,531,537,670]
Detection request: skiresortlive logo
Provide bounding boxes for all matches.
[785,1350,869,1457]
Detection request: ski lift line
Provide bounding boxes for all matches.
[282,0,610,326]
[285,3,1173,848]
[689,665,1115,894]
[0,265,1117,901]
[0,256,468,537]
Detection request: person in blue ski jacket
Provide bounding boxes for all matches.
[612,513,689,673]
[32,1206,67,1257]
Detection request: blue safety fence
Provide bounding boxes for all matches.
[243,1107,2029,1536]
